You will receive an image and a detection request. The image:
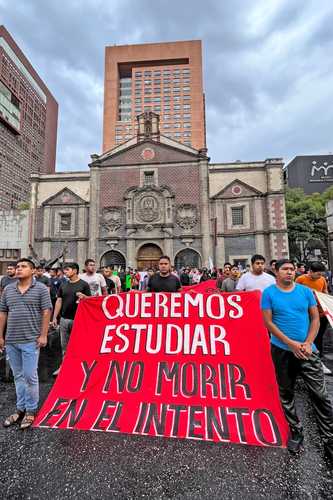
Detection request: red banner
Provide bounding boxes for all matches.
[34,291,288,447]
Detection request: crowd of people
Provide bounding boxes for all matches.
[0,253,332,462]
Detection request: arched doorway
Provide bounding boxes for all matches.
[175,248,201,269]
[100,250,126,271]
[137,243,162,270]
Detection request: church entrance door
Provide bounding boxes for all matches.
[137,243,162,271]
[100,250,126,271]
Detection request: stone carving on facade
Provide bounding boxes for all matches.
[101,207,123,234]
[176,204,198,230]
[144,224,154,232]
[106,239,119,249]
[137,194,161,223]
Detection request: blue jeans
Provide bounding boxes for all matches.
[6,342,40,413]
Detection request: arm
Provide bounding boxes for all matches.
[302,305,320,357]
[37,309,51,348]
[52,297,63,326]
[100,275,107,296]
[0,311,7,350]
[262,309,308,359]
[236,275,245,291]
[76,282,92,300]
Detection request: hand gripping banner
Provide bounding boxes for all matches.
[34,291,288,447]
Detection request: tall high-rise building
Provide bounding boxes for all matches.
[103,40,205,152]
[0,25,58,209]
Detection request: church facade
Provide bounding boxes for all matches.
[29,113,289,270]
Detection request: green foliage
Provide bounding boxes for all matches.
[286,186,333,261]
[17,202,30,210]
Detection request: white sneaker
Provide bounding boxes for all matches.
[321,362,332,375]
[52,368,60,376]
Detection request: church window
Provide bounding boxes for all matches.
[231,207,244,226]
[144,171,154,186]
[60,213,72,231]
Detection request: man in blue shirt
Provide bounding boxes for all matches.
[261,259,333,459]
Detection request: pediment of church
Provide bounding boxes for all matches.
[212,179,263,199]
[42,188,87,206]
[91,138,200,168]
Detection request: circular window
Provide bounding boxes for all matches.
[141,147,155,161]
[232,185,242,195]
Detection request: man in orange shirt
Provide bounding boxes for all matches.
[296,262,331,374]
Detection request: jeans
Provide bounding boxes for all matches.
[6,342,40,413]
[60,317,74,355]
[271,344,333,441]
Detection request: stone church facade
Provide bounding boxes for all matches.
[29,113,289,270]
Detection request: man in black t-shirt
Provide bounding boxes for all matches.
[52,263,91,374]
[102,266,116,294]
[148,256,182,292]
[35,266,50,289]
[180,268,190,286]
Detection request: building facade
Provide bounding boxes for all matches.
[29,113,288,270]
[326,200,333,270]
[0,26,58,209]
[0,209,29,274]
[285,155,333,195]
[103,40,205,152]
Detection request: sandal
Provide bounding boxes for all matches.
[3,410,25,427]
[20,413,35,429]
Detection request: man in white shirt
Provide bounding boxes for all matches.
[80,259,107,296]
[139,270,148,291]
[236,254,275,292]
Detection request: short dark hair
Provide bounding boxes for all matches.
[224,262,231,267]
[270,259,277,266]
[36,265,44,270]
[159,255,171,262]
[297,262,305,268]
[310,262,326,272]
[63,262,79,273]
[275,259,295,271]
[7,262,16,268]
[16,258,36,270]
[231,265,238,270]
[251,254,265,264]
[85,258,95,266]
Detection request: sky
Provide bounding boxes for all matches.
[1,0,333,171]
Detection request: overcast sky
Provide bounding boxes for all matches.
[1,0,333,171]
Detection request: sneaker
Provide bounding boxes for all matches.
[3,410,25,427]
[52,368,60,376]
[287,429,304,453]
[322,362,332,376]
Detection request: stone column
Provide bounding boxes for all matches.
[215,237,225,268]
[198,153,212,267]
[127,238,136,268]
[29,177,39,246]
[88,166,100,260]
[164,237,173,262]
[77,240,87,269]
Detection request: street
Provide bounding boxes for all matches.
[1,333,333,499]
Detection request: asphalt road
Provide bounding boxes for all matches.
[1,332,333,499]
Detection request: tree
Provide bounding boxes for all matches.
[285,186,333,262]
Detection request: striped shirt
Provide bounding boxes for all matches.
[0,278,52,344]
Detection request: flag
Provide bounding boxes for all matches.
[315,291,333,327]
